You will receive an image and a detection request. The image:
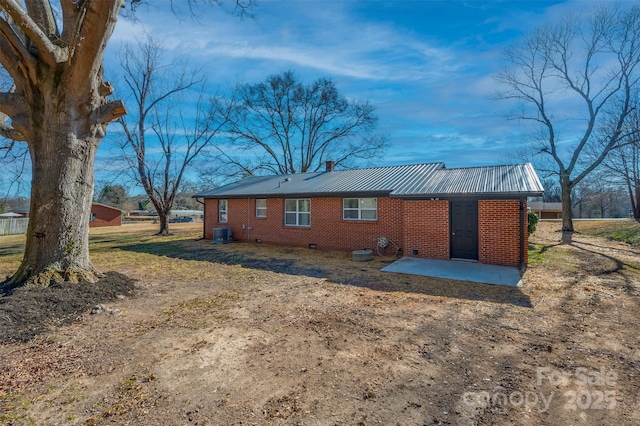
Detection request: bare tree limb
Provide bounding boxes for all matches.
[0,17,36,82]
[91,99,127,124]
[24,0,57,37]
[0,0,67,64]
[0,117,23,140]
[67,0,121,90]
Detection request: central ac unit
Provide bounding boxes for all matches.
[213,227,232,244]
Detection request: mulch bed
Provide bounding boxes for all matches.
[0,272,135,343]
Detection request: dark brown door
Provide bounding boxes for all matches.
[450,200,478,260]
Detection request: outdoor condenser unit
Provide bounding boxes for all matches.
[213,227,232,244]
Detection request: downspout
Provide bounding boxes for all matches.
[247,197,251,241]
[195,197,205,240]
[519,198,525,270]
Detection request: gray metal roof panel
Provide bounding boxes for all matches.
[392,163,544,196]
[194,162,544,198]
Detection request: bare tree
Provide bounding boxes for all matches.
[217,70,388,176]
[115,37,228,235]
[495,5,640,232]
[571,170,629,218]
[603,106,640,220]
[0,1,252,288]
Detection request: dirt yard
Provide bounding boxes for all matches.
[1,221,639,425]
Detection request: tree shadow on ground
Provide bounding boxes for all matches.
[118,240,532,307]
[534,230,639,295]
[566,241,639,295]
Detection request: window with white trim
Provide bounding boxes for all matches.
[343,198,377,221]
[218,199,228,222]
[256,199,267,218]
[284,199,310,226]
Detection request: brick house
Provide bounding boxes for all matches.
[89,203,123,228]
[194,162,543,268]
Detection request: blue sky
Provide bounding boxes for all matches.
[7,0,630,198]
[100,0,600,183]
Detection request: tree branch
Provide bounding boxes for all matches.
[68,0,122,88]
[0,114,24,140]
[24,0,57,38]
[0,0,67,64]
[0,17,36,83]
[91,100,127,124]
[0,91,24,116]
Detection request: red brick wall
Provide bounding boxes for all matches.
[524,200,528,265]
[89,204,122,228]
[204,197,403,252]
[203,197,528,267]
[402,200,450,260]
[478,200,526,267]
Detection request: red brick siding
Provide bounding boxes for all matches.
[205,197,403,252]
[478,200,525,267]
[523,200,528,265]
[203,197,528,267]
[89,204,122,228]
[402,200,449,260]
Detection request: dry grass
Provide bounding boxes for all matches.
[574,219,640,246]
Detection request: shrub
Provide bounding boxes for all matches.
[528,211,539,234]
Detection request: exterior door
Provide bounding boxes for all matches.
[450,200,478,260]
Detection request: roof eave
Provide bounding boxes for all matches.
[393,191,544,199]
[194,190,393,199]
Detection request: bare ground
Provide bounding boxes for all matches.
[0,221,639,425]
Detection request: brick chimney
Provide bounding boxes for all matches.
[325,161,335,172]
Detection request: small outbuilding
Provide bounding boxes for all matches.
[528,201,562,219]
[194,162,544,269]
[90,203,123,228]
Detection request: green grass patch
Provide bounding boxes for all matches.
[528,241,581,272]
[528,243,547,265]
[576,220,640,246]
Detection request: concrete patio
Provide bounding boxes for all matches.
[381,257,522,287]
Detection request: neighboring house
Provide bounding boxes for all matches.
[90,203,124,227]
[194,162,543,268]
[9,206,30,218]
[528,202,562,219]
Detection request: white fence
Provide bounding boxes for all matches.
[0,218,29,236]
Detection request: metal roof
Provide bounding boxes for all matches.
[194,162,544,199]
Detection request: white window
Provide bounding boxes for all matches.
[219,199,228,222]
[343,198,377,221]
[256,199,267,218]
[285,199,310,226]
[90,213,96,222]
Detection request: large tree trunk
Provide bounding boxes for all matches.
[560,174,574,232]
[147,195,171,236]
[8,102,101,287]
[157,212,169,236]
[0,0,124,289]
